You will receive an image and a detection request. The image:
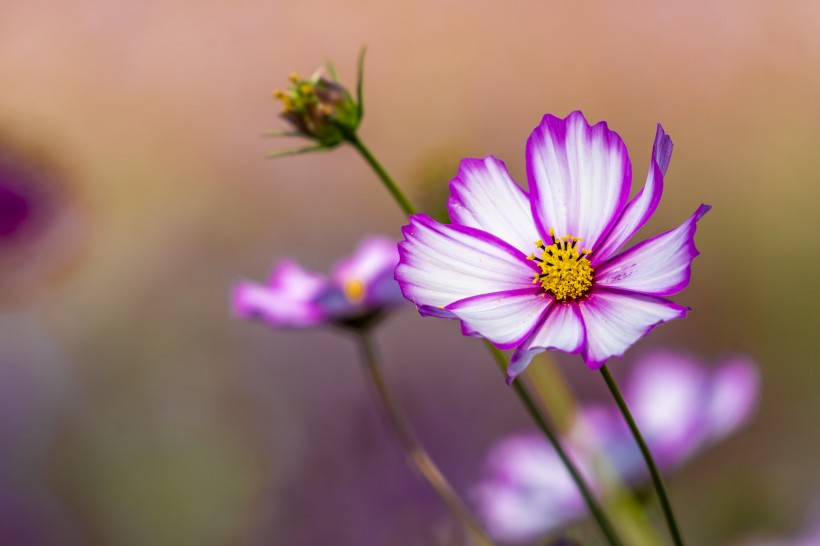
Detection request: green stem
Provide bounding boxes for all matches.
[355,330,497,546]
[484,342,623,546]
[346,134,417,216]
[600,365,685,546]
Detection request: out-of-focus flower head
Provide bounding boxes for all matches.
[471,434,592,543]
[472,350,759,542]
[265,50,365,157]
[583,351,760,480]
[0,139,84,303]
[232,235,404,330]
[395,111,710,382]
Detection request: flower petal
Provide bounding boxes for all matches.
[652,122,674,176]
[396,214,536,317]
[232,260,328,327]
[578,290,688,368]
[445,288,547,349]
[447,156,540,254]
[625,351,710,466]
[524,303,586,353]
[527,111,631,250]
[593,124,673,262]
[507,303,585,381]
[595,204,711,296]
[472,434,591,542]
[706,355,760,439]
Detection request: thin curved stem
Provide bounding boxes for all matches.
[355,330,496,546]
[346,134,417,216]
[600,365,685,546]
[485,342,623,546]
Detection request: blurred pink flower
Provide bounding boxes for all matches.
[232,235,404,329]
[395,111,710,382]
[472,351,759,542]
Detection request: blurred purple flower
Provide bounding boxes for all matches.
[0,141,84,301]
[473,351,759,542]
[395,111,710,382]
[233,235,404,328]
[584,351,759,481]
[472,435,593,542]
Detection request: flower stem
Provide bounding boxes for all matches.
[484,342,623,546]
[355,329,496,546]
[346,134,417,216]
[600,365,685,546]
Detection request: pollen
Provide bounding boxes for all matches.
[526,230,594,302]
[344,279,366,303]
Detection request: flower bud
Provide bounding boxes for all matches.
[270,60,362,150]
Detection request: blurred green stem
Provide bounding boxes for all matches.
[346,134,417,216]
[600,365,685,546]
[355,329,496,546]
[484,342,623,546]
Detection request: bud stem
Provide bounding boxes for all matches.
[355,329,496,546]
[346,134,417,216]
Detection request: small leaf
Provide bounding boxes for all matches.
[265,145,327,159]
[261,130,305,138]
[326,60,340,82]
[356,46,367,119]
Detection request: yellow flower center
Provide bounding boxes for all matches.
[526,228,594,302]
[344,279,365,303]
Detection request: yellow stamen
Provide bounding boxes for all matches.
[526,232,594,302]
[344,279,365,302]
[288,72,300,83]
[279,95,294,113]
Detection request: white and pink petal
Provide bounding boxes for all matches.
[445,288,548,349]
[232,279,326,328]
[593,163,663,263]
[595,204,711,296]
[507,303,585,381]
[396,214,536,317]
[527,111,631,251]
[578,290,688,369]
[447,156,540,254]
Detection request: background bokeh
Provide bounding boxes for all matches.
[1,1,818,545]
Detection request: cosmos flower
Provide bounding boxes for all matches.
[472,351,759,542]
[395,111,710,381]
[232,235,403,329]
